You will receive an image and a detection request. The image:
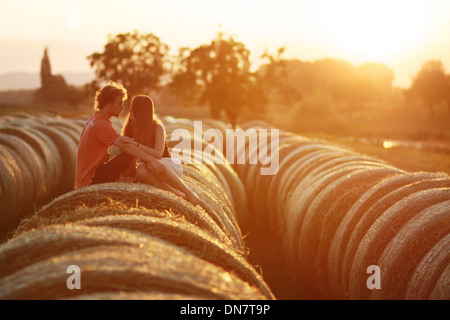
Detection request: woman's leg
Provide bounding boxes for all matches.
[139,162,201,205]
[136,165,188,200]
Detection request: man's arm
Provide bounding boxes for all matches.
[120,138,162,160]
[113,136,165,174]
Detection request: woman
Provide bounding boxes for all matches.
[121,95,201,205]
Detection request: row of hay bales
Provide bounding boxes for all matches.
[0,114,273,300]
[234,121,450,300]
[0,113,94,233]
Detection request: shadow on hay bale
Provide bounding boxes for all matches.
[235,120,450,300]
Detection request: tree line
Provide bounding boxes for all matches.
[37,30,450,125]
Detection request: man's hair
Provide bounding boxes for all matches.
[94,81,128,110]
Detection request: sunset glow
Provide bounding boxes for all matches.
[316,0,428,61]
[0,0,449,88]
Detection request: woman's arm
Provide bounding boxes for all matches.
[113,136,165,174]
[121,122,166,160]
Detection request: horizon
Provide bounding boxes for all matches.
[1,0,450,89]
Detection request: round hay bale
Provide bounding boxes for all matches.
[265,144,349,226]
[428,263,450,300]
[284,161,395,259]
[237,131,296,185]
[238,120,274,130]
[26,126,62,193]
[313,167,401,296]
[78,214,274,299]
[274,149,352,220]
[296,166,400,294]
[182,174,245,253]
[0,223,169,278]
[31,124,77,194]
[328,171,444,299]
[48,121,82,144]
[203,163,233,197]
[247,136,311,214]
[168,135,211,164]
[404,235,450,300]
[214,163,248,222]
[14,183,235,250]
[349,188,450,300]
[231,127,260,178]
[0,145,35,224]
[342,178,450,298]
[370,200,450,300]
[67,291,214,300]
[0,126,60,193]
[0,146,22,229]
[0,243,269,300]
[182,163,235,215]
[0,132,47,202]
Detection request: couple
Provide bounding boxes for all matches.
[74,81,201,205]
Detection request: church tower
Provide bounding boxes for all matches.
[40,47,52,87]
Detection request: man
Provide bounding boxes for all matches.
[74,81,164,189]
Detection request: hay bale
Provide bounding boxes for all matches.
[26,126,62,193]
[182,175,245,253]
[78,214,274,299]
[295,167,400,294]
[250,138,314,216]
[274,149,351,220]
[0,223,167,278]
[327,172,445,298]
[428,264,450,300]
[0,144,36,226]
[67,291,213,300]
[214,163,248,222]
[265,144,349,227]
[404,235,450,300]
[370,200,450,299]
[0,146,22,229]
[0,126,60,194]
[342,178,450,298]
[313,167,401,296]
[349,188,450,299]
[284,161,394,260]
[48,121,82,144]
[238,120,274,130]
[0,132,47,202]
[14,183,235,250]
[31,124,77,194]
[0,243,269,300]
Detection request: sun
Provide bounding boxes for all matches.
[317,0,427,61]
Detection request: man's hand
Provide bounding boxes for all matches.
[147,158,165,175]
[120,136,137,145]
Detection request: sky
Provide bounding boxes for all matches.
[0,0,449,88]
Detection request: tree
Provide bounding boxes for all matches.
[257,47,302,107]
[409,60,450,117]
[87,30,170,99]
[169,32,260,127]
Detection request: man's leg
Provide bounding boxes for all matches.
[91,152,134,184]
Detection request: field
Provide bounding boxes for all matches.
[0,100,449,300]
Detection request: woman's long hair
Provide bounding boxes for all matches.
[122,95,170,157]
[123,95,157,147]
